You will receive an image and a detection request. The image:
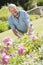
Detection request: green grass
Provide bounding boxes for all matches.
[32,17,43,35]
[30,14,40,21]
[0,17,43,42]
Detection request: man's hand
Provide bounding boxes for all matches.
[26,25,30,35]
[12,29,22,38]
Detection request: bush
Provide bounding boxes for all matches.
[0,20,10,32]
[37,0,43,6]
[0,6,10,21]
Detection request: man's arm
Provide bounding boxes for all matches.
[27,25,30,35]
[12,29,22,38]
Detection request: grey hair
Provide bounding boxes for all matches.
[8,4,17,10]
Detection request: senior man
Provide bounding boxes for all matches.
[8,4,34,38]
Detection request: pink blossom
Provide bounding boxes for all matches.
[3,37,13,44]
[18,44,25,55]
[2,55,10,65]
[2,52,6,57]
[30,35,38,41]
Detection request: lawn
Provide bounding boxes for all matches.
[32,17,43,35]
[0,17,43,42]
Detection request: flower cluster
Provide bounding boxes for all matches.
[0,37,13,65]
[30,35,38,41]
[18,44,25,55]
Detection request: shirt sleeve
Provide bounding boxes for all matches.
[23,11,31,26]
[8,16,16,30]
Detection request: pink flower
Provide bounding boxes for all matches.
[30,35,38,41]
[2,55,10,65]
[2,52,6,57]
[3,37,13,45]
[18,44,25,55]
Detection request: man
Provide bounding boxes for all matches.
[8,4,34,38]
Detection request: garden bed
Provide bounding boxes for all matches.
[0,35,43,65]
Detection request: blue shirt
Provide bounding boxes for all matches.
[8,10,31,33]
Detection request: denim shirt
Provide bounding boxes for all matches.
[8,10,31,33]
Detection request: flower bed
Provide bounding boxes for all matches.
[0,35,43,65]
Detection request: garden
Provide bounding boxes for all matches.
[0,5,43,65]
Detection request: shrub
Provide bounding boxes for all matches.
[0,21,10,32]
[0,6,10,21]
[37,0,43,6]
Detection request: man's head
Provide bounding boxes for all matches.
[8,4,18,17]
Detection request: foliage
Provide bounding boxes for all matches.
[18,0,35,10]
[0,35,43,65]
[0,21,10,33]
[0,6,10,21]
[0,0,36,10]
[37,0,43,6]
[0,0,43,11]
